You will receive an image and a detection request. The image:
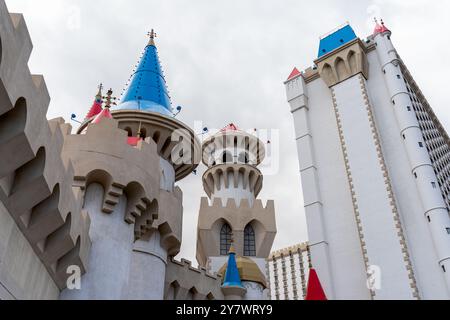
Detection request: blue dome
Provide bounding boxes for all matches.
[116,39,173,116]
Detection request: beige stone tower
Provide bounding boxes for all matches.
[196,123,277,296]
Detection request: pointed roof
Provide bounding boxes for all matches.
[92,107,113,124]
[116,29,173,116]
[222,244,244,288]
[220,123,240,133]
[305,268,327,300]
[85,84,103,119]
[287,67,301,81]
[373,18,390,36]
[318,24,357,58]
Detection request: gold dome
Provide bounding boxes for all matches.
[218,256,267,288]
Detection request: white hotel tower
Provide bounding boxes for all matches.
[285,20,450,300]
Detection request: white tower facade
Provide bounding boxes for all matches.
[196,124,277,299]
[285,22,450,300]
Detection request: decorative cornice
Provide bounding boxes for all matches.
[202,164,263,198]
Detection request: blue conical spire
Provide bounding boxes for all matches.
[222,244,244,288]
[116,29,173,116]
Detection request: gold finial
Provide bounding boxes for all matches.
[147,29,157,46]
[102,88,117,109]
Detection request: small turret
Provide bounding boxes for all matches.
[373,18,390,37]
[221,242,247,300]
[92,88,115,124]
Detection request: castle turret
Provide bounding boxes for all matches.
[220,243,247,300]
[372,19,450,293]
[196,123,276,300]
[60,31,200,300]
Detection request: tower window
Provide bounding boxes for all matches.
[407,106,411,111]
[396,75,401,79]
[446,228,450,234]
[402,134,406,140]
[220,223,232,256]
[427,216,431,223]
[414,172,418,179]
[244,224,256,256]
[419,142,424,148]
[443,265,446,273]
[238,152,249,164]
[432,182,437,189]
[222,151,233,164]
[392,100,396,105]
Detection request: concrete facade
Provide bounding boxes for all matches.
[0,1,274,300]
[267,243,311,300]
[286,23,450,300]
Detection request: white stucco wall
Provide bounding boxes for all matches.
[300,77,370,299]
[60,183,134,300]
[366,45,450,299]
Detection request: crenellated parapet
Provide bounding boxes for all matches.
[77,109,201,182]
[202,164,263,198]
[0,1,91,290]
[197,197,276,266]
[165,257,224,300]
[62,117,184,254]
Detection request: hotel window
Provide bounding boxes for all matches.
[220,223,232,255]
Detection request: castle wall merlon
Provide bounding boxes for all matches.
[165,257,224,300]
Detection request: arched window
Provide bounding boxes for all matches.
[222,151,233,164]
[244,224,256,256]
[220,223,232,255]
[238,152,249,164]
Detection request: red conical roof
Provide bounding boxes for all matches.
[220,123,240,132]
[287,67,301,81]
[373,19,390,36]
[92,108,113,124]
[305,268,327,300]
[85,101,103,119]
[85,84,104,119]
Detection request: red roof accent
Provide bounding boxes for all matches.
[287,67,301,81]
[92,108,113,124]
[373,21,390,36]
[220,123,239,132]
[305,268,327,300]
[85,101,103,119]
[127,136,142,146]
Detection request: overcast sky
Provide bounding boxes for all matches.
[5,0,449,265]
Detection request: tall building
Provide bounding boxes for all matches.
[0,1,273,300]
[285,20,450,300]
[266,243,311,300]
[196,123,277,300]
